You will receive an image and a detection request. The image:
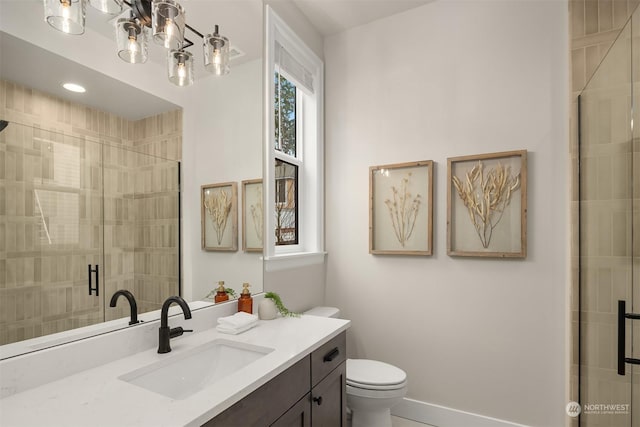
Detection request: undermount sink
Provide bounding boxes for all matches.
[119,339,274,400]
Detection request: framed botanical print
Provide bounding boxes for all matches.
[242,179,263,252]
[369,160,434,255]
[201,182,238,251]
[447,150,527,258]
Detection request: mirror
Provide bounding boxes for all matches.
[0,1,264,358]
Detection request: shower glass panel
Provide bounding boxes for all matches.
[578,8,635,427]
[0,122,180,346]
[632,8,640,421]
[102,143,181,321]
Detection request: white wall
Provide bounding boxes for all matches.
[263,0,324,60]
[181,60,263,301]
[324,1,569,426]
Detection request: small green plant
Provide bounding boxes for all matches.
[205,287,238,300]
[265,292,299,317]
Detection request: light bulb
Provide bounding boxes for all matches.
[177,62,186,85]
[203,26,229,76]
[168,48,193,86]
[61,1,71,33]
[152,1,184,50]
[128,36,139,62]
[164,18,173,48]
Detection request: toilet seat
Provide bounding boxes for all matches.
[346,359,407,391]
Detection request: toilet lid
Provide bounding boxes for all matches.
[346,359,407,389]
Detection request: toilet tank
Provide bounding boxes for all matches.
[304,306,340,318]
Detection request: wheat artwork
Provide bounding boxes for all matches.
[452,161,520,249]
[204,189,233,245]
[249,185,264,242]
[383,172,422,247]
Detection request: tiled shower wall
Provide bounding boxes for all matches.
[0,79,182,344]
[570,0,639,425]
[131,112,181,315]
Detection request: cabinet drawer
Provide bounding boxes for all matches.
[311,332,346,387]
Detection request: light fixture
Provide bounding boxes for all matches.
[88,0,123,14]
[152,0,185,50]
[44,0,86,35]
[43,0,232,86]
[115,11,149,63]
[204,25,230,76]
[168,49,193,87]
[62,82,86,93]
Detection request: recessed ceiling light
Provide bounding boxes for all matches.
[62,83,86,93]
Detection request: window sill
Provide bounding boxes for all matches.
[263,252,326,272]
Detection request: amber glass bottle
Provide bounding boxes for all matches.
[214,281,229,303]
[237,283,253,314]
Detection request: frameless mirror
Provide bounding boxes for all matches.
[0,0,263,359]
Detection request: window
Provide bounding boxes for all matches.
[275,159,298,245]
[274,74,299,246]
[274,74,296,156]
[264,6,324,270]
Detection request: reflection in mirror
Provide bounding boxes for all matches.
[0,103,182,356]
[0,0,264,358]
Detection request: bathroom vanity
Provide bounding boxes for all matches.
[206,331,347,426]
[0,304,350,427]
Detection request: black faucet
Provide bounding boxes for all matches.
[109,290,141,325]
[158,296,193,354]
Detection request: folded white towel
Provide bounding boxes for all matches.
[217,312,259,328]
[216,322,258,335]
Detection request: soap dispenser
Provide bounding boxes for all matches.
[214,281,228,303]
[238,283,253,314]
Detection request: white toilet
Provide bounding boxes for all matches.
[304,307,408,427]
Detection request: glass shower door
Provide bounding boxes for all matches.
[578,10,635,427]
[631,8,640,424]
[0,123,107,342]
[1,120,181,351]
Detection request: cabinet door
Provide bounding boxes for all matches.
[204,356,310,427]
[311,362,346,427]
[271,393,311,427]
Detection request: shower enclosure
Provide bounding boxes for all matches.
[0,121,181,347]
[578,6,639,427]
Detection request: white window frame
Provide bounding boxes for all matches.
[264,6,325,271]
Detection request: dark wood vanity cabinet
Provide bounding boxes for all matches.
[307,331,347,427]
[308,359,346,426]
[204,332,346,427]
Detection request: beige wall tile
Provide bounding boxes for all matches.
[600,0,614,31]
[572,0,587,38]
[573,48,587,92]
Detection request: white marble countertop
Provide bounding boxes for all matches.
[0,315,350,427]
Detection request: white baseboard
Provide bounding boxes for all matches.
[391,398,530,427]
